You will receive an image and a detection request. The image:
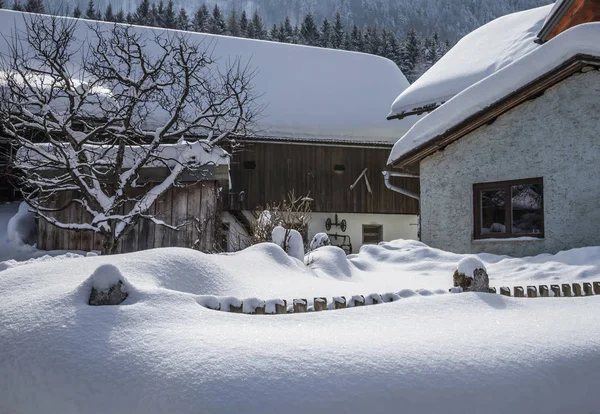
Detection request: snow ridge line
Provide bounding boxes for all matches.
[196,282,600,315]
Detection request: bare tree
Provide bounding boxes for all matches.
[0,15,257,254]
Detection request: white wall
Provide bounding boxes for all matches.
[308,212,418,254]
[419,70,600,256]
[222,211,418,254]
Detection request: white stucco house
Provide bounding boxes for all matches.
[385,1,600,257]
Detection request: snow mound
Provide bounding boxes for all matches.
[457,257,487,279]
[6,201,36,245]
[309,233,330,251]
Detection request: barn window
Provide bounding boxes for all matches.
[473,178,544,240]
[243,161,256,170]
[334,164,345,174]
[363,225,383,245]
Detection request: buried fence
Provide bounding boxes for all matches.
[197,281,600,315]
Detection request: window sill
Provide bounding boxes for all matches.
[472,236,544,243]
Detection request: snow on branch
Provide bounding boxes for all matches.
[0,14,258,254]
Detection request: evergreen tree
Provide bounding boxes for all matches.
[332,12,344,49]
[319,18,333,48]
[72,5,82,17]
[12,0,23,11]
[249,10,266,39]
[269,24,279,41]
[292,24,301,44]
[192,4,209,32]
[24,0,44,14]
[208,4,226,34]
[0,0,5,9]
[227,9,241,37]
[85,0,97,19]
[162,0,176,29]
[300,13,319,46]
[400,28,422,82]
[381,29,401,66]
[239,9,249,37]
[104,3,114,22]
[177,8,189,30]
[281,16,293,43]
[349,24,363,52]
[135,0,152,25]
[363,25,380,54]
[126,12,134,24]
[115,8,125,22]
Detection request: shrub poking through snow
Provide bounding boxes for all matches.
[309,233,330,251]
[454,257,489,292]
[272,225,305,261]
[88,264,128,306]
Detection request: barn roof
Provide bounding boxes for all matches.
[387,22,600,169]
[0,10,413,146]
[387,4,552,120]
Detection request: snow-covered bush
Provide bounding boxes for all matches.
[309,233,330,251]
[272,225,304,261]
[453,257,489,292]
[6,202,36,246]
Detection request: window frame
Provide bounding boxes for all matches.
[473,177,544,240]
[362,224,383,245]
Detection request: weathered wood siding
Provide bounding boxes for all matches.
[228,142,419,214]
[38,181,220,253]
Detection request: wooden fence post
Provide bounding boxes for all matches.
[551,285,561,297]
[562,284,572,297]
[514,286,525,298]
[276,300,287,314]
[527,286,537,298]
[539,285,549,297]
[594,282,600,295]
[230,303,243,313]
[500,287,511,297]
[583,283,593,296]
[352,295,365,307]
[314,297,328,312]
[488,287,497,294]
[293,299,307,313]
[334,296,346,309]
[572,283,582,297]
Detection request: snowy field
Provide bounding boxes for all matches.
[2,202,600,413]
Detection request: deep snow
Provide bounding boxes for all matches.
[2,205,600,413]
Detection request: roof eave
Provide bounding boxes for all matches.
[388,54,600,171]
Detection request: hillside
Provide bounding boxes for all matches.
[48,0,553,40]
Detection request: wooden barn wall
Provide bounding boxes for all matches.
[548,0,600,41]
[228,142,419,214]
[38,181,219,253]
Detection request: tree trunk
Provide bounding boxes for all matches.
[101,232,119,255]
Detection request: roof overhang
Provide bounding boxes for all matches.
[386,103,443,121]
[537,0,575,43]
[387,54,600,171]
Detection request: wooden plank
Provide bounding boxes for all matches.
[562,284,572,297]
[293,299,307,313]
[583,282,593,296]
[594,282,600,295]
[527,286,537,298]
[137,198,155,251]
[539,285,549,297]
[199,182,217,251]
[572,283,582,297]
[488,287,497,294]
[171,185,190,248]
[186,182,203,249]
[154,187,173,248]
[500,287,511,297]
[514,286,525,298]
[314,297,328,311]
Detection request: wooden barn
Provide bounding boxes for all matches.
[2,10,419,254]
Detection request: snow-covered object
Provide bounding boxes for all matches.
[388,22,600,165]
[272,226,305,261]
[196,295,220,310]
[388,5,550,119]
[218,296,243,312]
[457,257,487,279]
[265,299,286,314]
[4,244,600,412]
[0,10,412,144]
[365,293,383,305]
[309,233,331,251]
[243,297,266,314]
[381,292,401,302]
[6,202,36,246]
[88,264,127,292]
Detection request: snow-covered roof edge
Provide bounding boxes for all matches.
[387,22,600,168]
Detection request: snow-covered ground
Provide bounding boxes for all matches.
[2,205,600,413]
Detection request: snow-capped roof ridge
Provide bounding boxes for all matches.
[388,4,552,119]
[0,10,413,145]
[388,21,600,166]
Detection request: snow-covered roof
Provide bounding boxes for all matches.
[0,10,412,146]
[387,22,600,167]
[387,4,552,120]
